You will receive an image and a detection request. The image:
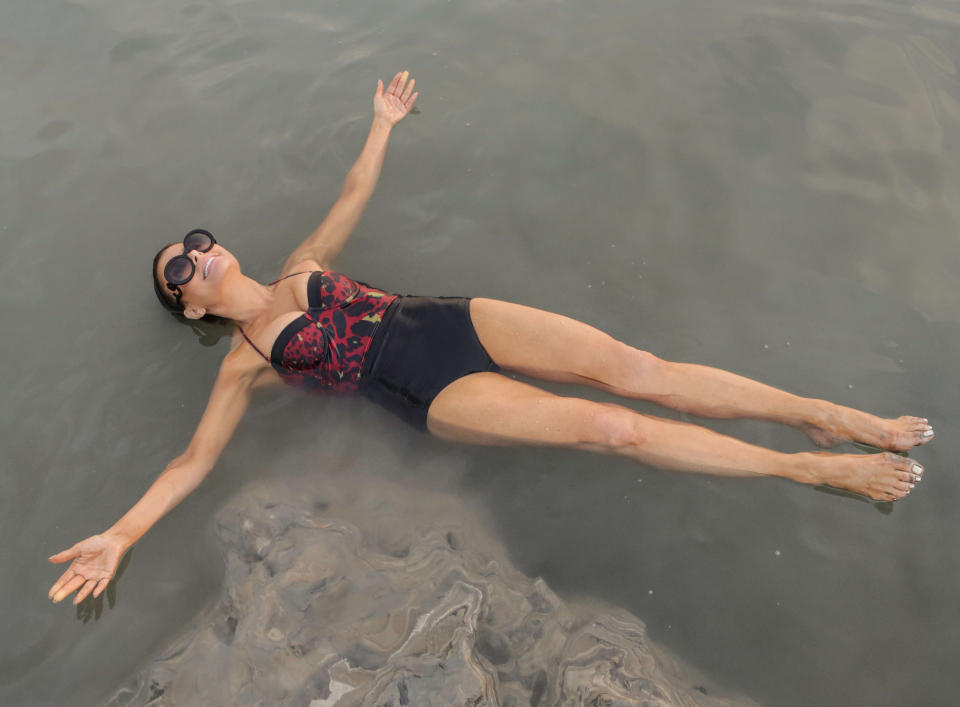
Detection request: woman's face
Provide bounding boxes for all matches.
[156,241,240,318]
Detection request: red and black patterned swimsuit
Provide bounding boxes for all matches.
[241,271,397,394]
[239,269,499,429]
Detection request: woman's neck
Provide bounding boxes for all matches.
[212,273,275,327]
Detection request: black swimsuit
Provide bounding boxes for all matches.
[362,295,500,428]
[240,271,499,429]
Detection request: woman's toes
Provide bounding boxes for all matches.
[888,456,919,497]
[890,418,933,448]
[886,482,910,500]
[892,459,924,497]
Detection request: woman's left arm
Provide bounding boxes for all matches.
[282,71,419,274]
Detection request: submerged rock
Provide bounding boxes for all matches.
[105,474,754,707]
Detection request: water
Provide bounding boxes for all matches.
[2,0,959,704]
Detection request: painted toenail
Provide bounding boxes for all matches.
[910,484,915,488]
[923,430,933,437]
[912,464,923,473]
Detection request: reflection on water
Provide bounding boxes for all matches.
[3,0,959,705]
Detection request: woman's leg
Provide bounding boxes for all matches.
[469,299,934,452]
[426,372,920,501]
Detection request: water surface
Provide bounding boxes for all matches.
[2,0,959,704]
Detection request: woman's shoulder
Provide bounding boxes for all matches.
[225,329,271,366]
[217,342,285,390]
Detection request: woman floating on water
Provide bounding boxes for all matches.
[48,71,934,606]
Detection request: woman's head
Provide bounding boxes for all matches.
[152,229,239,320]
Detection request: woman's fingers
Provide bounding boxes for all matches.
[48,568,76,599]
[73,579,98,605]
[376,79,384,98]
[400,77,415,103]
[388,71,403,95]
[52,573,112,604]
[48,546,79,564]
[51,574,86,603]
[93,578,110,599]
[389,71,411,98]
[405,91,419,109]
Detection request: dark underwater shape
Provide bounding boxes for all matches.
[104,475,755,706]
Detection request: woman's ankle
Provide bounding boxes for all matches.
[783,451,827,485]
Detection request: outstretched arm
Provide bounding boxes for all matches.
[282,71,419,274]
[47,352,259,605]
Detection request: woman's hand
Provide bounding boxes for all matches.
[374,70,419,126]
[48,532,127,605]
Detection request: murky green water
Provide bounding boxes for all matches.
[3,0,959,704]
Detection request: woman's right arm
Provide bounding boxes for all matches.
[47,352,260,605]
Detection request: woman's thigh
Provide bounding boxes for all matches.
[469,297,657,389]
[426,370,638,450]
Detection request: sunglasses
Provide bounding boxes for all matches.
[163,229,217,304]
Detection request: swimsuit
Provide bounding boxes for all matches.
[361,295,500,428]
[239,271,499,428]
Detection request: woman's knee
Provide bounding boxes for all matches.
[600,342,664,389]
[582,404,649,450]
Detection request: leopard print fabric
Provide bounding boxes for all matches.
[272,271,398,393]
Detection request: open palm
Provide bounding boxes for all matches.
[48,533,125,604]
[374,71,419,125]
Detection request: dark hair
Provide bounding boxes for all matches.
[152,242,183,313]
[152,242,226,324]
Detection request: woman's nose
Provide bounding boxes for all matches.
[188,249,203,260]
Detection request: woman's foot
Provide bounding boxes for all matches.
[805,451,923,501]
[803,404,934,452]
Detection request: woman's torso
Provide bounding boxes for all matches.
[238,268,398,393]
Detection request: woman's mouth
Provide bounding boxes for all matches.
[203,255,218,279]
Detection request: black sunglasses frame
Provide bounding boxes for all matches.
[164,229,217,306]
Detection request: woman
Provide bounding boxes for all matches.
[48,71,933,606]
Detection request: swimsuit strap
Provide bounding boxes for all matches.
[267,270,313,286]
[238,326,272,363]
[237,271,313,363]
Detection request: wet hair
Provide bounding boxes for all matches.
[152,242,183,313]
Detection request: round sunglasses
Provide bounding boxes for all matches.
[164,229,217,305]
